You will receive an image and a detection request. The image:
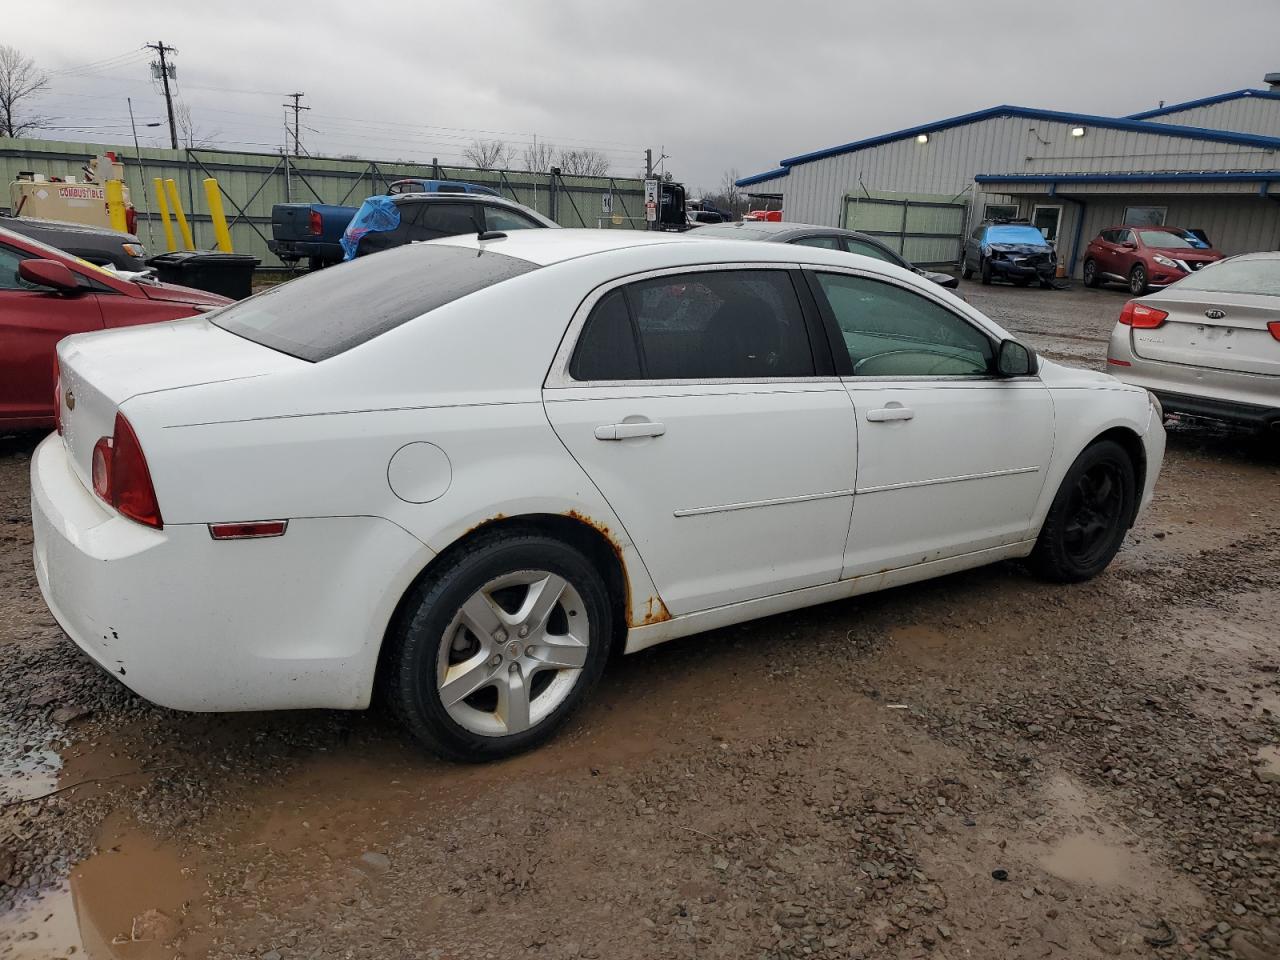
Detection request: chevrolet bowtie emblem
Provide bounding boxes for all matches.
[65,390,75,411]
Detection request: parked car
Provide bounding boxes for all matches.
[342,193,554,259]
[0,226,229,431]
[1083,226,1223,295]
[269,179,508,268]
[743,210,782,222]
[1,214,147,272]
[1106,251,1279,430]
[692,220,960,290]
[33,231,1164,761]
[961,220,1057,288]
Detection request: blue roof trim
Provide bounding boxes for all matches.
[1127,89,1280,120]
[776,105,1280,169]
[735,167,790,187]
[975,171,1280,184]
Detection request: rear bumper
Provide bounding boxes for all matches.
[267,239,342,262]
[31,433,431,712]
[1151,391,1279,429]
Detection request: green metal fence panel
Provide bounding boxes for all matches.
[843,191,969,267]
[0,137,646,268]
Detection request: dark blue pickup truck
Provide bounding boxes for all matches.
[268,179,501,268]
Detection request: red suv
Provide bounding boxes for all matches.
[1,226,230,431]
[1082,225,1223,295]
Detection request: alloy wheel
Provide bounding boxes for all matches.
[1062,462,1124,567]
[436,570,590,737]
[1130,266,1146,295]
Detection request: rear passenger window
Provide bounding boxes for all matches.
[569,271,815,381]
[418,203,479,239]
[792,236,842,250]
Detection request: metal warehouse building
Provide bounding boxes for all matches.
[737,80,1280,278]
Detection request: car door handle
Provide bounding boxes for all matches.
[866,407,915,422]
[594,421,666,440]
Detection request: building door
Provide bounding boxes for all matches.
[1032,205,1062,245]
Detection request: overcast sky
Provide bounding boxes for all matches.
[9,0,1280,192]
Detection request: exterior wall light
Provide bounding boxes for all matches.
[1071,126,1086,137]
[915,133,929,144]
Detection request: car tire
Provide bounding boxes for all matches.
[1129,264,1148,296]
[1083,259,1100,288]
[382,532,613,762]
[1038,278,1054,289]
[1029,439,1137,583]
[961,261,974,280]
[980,258,992,285]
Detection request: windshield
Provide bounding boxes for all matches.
[986,225,1047,245]
[1173,257,1280,296]
[1138,229,1198,249]
[211,243,537,361]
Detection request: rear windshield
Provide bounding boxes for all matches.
[1173,257,1280,296]
[985,225,1047,245]
[211,243,536,361]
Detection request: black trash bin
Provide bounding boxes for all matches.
[146,251,260,300]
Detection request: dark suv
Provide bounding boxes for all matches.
[343,194,556,259]
[962,219,1056,288]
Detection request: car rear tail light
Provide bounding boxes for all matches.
[208,520,288,540]
[309,209,323,236]
[91,413,163,528]
[1118,301,1168,329]
[53,354,62,436]
[1269,321,1280,342]
[125,208,137,235]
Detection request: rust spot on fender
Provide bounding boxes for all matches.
[463,513,506,537]
[563,510,655,628]
[637,595,672,625]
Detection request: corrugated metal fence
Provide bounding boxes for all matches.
[0,137,647,268]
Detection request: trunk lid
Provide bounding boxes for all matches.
[1130,292,1280,376]
[57,318,302,492]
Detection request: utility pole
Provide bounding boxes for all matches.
[145,41,178,150]
[283,92,309,156]
[645,148,653,179]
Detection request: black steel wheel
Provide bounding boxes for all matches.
[1030,440,1137,582]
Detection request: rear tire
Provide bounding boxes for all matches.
[980,258,993,285]
[1129,264,1148,296]
[1030,440,1136,583]
[382,532,613,762]
[1083,259,1100,288]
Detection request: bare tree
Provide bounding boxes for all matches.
[175,101,216,149]
[0,44,49,138]
[463,138,511,170]
[555,148,610,178]
[718,167,746,218]
[521,139,556,173]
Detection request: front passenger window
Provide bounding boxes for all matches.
[814,273,993,378]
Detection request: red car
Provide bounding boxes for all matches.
[1082,225,1223,295]
[0,226,230,431]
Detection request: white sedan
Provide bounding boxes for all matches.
[32,231,1165,761]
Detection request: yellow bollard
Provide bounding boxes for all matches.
[153,177,176,252]
[202,178,233,253]
[164,178,195,251]
[105,180,128,233]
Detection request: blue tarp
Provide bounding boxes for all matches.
[341,196,401,261]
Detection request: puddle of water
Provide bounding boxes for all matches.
[0,812,204,960]
[0,715,63,803]
[1039,832,1137,887]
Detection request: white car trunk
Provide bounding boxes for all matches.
[56,318,301,493]
[1130,293,1280,377]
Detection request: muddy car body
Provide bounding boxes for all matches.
[32,231,1165,760]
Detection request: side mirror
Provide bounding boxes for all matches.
[1121,241,1137,250]
[997,339,1038,377]
[933,272,960,290]
[19,259,81,292]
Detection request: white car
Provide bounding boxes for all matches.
[32,231,1165,761]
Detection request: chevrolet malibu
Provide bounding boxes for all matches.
[32,231,1165,761]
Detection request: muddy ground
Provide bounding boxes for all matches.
[1,279,1277,960]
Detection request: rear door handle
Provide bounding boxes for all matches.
[595,421,666,440]
[866,407,915,422]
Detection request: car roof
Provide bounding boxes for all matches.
[0,214,137,242]
[688,221,878,242]
[430,227,914,270]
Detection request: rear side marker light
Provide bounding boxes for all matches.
[1106,358,1132,367]
[1118,301,1168,329]
[1269,321,1280,342]
[209,520,288,540]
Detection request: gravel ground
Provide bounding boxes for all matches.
[1,278,1277,959]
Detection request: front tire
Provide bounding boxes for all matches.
[1030,440,1136,583]
[961,261,974,280]
[383,533,613,762]
[980,258,993,285]
[1129,264,1148,296]
[1083,259,1100,288]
